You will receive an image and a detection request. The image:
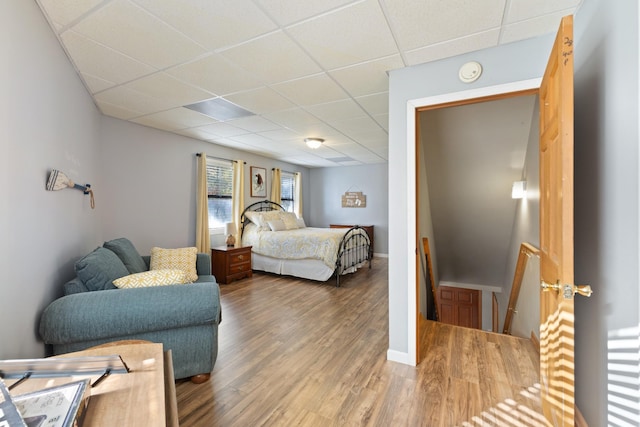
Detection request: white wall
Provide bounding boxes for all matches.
[308,164,388,254]
[388,36,554,363]
[573,0,640,424]
[500,98,540,336]
[99,117,310,254]
[0,0,103,358]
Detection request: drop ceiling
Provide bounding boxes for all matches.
[35,0,582,167]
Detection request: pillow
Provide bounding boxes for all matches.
[245,211,282,230]
[113,269,190,289]
[103,238,147,274]
[296,217,306,228]
[280,212,299,230]
[267,219,286,231]
[75,247,129,291]
[150,247,198,282]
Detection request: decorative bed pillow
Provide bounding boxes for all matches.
[113,269,190,288]
[150,247,198,282]
[103,237,147,274]
[296,217,306,228]
[75,247,129,291]
[245,211,282,230]
[267,219,286,231]
[280,212,299,230]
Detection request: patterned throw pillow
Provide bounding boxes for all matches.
[150,247,198,282]
[113,269,190,289]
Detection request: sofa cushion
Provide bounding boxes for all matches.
[103,238,147,274]
[150,247,198,282]
[113,269,190,289]
[75,247,129,291]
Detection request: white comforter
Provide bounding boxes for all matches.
[242,224,366,268]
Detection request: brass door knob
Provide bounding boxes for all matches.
[541,281,593,298]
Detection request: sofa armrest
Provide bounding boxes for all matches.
[39,283,221,346]
[140,253,211,276]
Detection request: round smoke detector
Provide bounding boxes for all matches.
[459,61,482,83]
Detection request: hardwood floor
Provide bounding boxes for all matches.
[176,259,545,426]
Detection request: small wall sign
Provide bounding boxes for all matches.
[342,191,366,208]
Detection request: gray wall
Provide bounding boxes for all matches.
[500,97,540,335]
[99,117,310,253]
[573,0,640,424]
[388,35,554,359]
[0,0,103,358]
[308,164,388,254]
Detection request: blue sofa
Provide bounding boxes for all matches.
[39,238,221,382]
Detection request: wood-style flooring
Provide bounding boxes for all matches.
[176,259,545,426]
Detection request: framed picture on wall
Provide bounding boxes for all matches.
[250,166,266,197]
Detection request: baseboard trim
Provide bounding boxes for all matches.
[387,349,411,364]
[373,253,388,258]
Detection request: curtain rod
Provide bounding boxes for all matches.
[196,153,245,164]
[272,168,299,175]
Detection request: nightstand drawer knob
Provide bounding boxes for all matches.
[238,255,244,260]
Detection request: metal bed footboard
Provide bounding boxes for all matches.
[335,226,372,287]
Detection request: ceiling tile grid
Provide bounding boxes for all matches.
[35,0,583,167]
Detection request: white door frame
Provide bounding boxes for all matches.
[402,78,542,366]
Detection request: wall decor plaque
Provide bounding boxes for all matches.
[341,191,366,208]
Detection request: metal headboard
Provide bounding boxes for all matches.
[240,200,285,236]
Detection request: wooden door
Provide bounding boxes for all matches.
[539,15,582,426]
[437,286,480,329]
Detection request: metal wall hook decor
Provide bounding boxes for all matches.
[45,169,95,209]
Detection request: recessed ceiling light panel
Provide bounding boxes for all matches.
[184,98,254,121]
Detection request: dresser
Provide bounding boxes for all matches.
[211,245,252,284]
[329,224,374,253]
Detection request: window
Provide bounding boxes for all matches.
[206,158,233,232]
[280,172,295,212]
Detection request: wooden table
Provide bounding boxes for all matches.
[8,342,177,427]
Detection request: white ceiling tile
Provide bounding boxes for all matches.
[350,128,389,147]
[38,0,103,28]
[355,92,388,116]
[132,0,277,50]
[124,73,214,108]
[381,0,505,50]
[374,114,389,131]
[221,31,322,84]
[80,73,115,94]
[258,128,302,141]
[131,108,217,131]
[288,122,343,138]
[329,55,404,97]
[174,127,219,140]
[262,108,321,128]
[287,0,398,69]
[506,0,582,23]
[70,0,206,69]
[404,30,500,66]
[205,138,253,151]
[167,54,263,96]
[226,87,295,114]
[255,0,355,26]
[330,116,381,138]
[305,99,367,122]
[226,116,281,133]
[94,85,175,116]
[272,74,349,106]
[60,30,156,86]
[228,133,274,146]
[500,12,573,44]
[95,100,140,120]
[195,123,249,138]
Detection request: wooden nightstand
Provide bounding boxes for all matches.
[211,246,252,284]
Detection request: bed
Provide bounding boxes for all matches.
[240,201,372,286]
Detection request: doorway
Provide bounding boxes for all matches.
[403,78,542,365]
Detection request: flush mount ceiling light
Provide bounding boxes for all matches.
[305,138,324,149]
